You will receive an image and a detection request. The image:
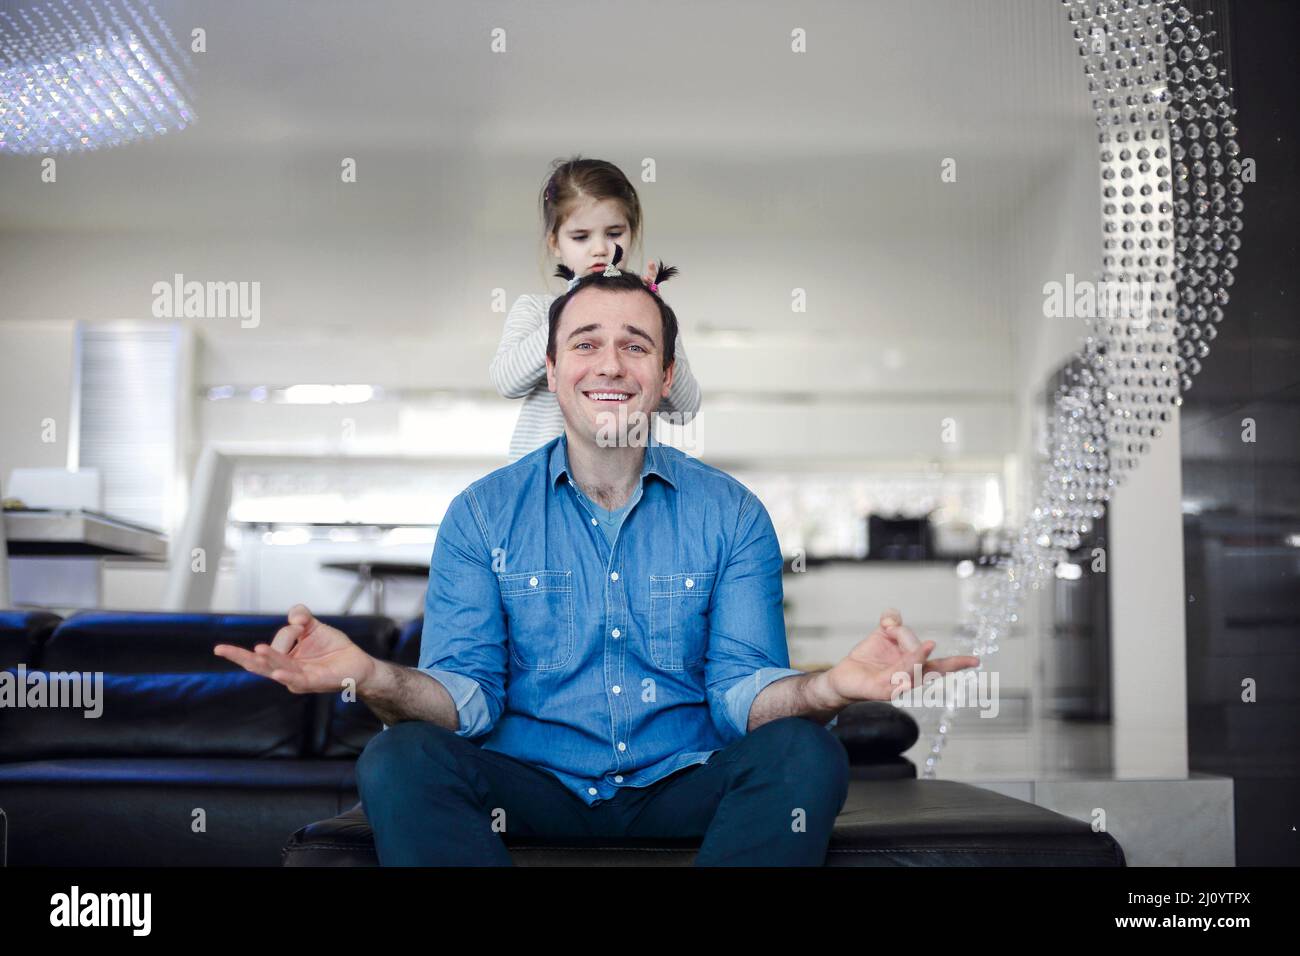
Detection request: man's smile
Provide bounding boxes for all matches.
[583,389,634,403]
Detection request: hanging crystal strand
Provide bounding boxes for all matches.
[924,0,1243,778]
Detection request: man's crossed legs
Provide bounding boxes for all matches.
[356,716,850,866]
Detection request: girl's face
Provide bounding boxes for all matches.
[548,197,634,279]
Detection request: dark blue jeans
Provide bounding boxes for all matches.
[356,715,850,866]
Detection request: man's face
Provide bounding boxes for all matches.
[546,286,675,446]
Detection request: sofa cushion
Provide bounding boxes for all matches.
[30,611,401,759]
[281,801,376,866]
[834,701,920,762]
[282,779,1126,867]
[827,779,1127,866]
[0,670,310,760]
[0,758,358,866]
[314,615,428,757]
[42,610,398,673]
[849,757,916,780]
[391,616,423,668]
[315,616,425,757]
[316,691,383,758]
[0,611,61,669]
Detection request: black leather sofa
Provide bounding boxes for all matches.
[0,609,398,866]
[0,610,1125,866]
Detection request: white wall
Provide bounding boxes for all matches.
[0,321,77,481]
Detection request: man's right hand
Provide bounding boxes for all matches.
[213,603,377,696]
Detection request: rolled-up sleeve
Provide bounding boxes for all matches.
[417,489,508,739]
[705,492,837,742]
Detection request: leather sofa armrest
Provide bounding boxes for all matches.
[830,701,919,763]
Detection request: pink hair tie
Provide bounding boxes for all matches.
[648,282,659,293]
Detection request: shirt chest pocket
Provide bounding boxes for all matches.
[648,571,716,671]
[499,570,575,671]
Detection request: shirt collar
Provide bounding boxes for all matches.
[548,431,677,492]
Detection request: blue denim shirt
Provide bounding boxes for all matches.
[417,432,834,807]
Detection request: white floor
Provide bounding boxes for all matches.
[906,717,1235,866]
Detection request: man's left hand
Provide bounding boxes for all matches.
[812,608,981,709]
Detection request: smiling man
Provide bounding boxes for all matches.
[215,266,979,866]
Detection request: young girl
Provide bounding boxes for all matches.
[490,157,702,462]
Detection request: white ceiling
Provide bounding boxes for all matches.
[1,0,1094,234]
[0,0,1101,397]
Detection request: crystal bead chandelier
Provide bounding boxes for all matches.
[924,0,1244,777]
[0,0,195,154]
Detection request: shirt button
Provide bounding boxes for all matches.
[610,571,619,581]
[587,787,598,796]
[591,517,598,525]
[611,628,621,638]
[685,578,694,589]
[614,775,624,783]
[612,685,621,694]
[529,576,538,587]
[618,741,626,751]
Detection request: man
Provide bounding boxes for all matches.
[215,266,979,865]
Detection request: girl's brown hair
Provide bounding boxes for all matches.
[538,157,644,284]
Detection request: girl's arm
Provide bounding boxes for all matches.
[659,332,702,419]
[489,295,552,399]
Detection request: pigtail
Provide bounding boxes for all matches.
[554,263,575,281]
[652,262,679,285]
[646,261,679,294]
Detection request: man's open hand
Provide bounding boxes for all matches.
[213,603,376,695]
[818,608,980,707]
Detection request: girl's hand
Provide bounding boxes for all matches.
[642,259,657,285]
